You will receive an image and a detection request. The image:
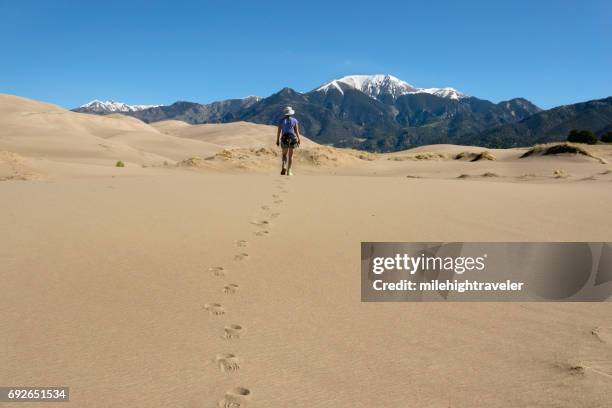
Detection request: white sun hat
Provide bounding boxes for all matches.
[283,106,295,116]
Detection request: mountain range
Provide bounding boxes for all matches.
[73,75,611,151]
[76,100,160,113]
[459,96,612,147]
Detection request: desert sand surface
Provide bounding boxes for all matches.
[1,94,612,407]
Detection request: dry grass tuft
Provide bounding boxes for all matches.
[455,151,497,162]
[521,143,607,164]
[177,156,207,167]
[390,152,449,161]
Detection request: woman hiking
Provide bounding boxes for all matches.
[276,106,301,176]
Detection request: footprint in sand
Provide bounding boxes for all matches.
[223,283,239,295]
[235,240,248,248]
[224,324,245,340]
[272,194,279,198]
[274,199,283,204]
[565,327,612,380]
[215,353,240,373]
[261,205,270,211]
[204,303,226,316]
[270,212,280,219]
[592,327,612,343]
[218,387,251,408]
[210,266,226,277]
[234,252,249,261]
[250,220,270,226]
[255,230,270,237]
[556,327,612,379]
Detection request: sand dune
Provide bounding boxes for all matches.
[0,94,221,168]
[1,93,611,407]
[152,120,317,149]
[521,142,609,164]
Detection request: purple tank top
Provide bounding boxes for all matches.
[280,117,298,135]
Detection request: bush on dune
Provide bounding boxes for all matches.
[567,129,597,145]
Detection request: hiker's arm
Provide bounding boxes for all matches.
[295,124,301,145]
[276,126,281,146]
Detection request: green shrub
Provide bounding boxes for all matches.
[601,132,612,143]
[567,129,597,145]
[115,160,125,167]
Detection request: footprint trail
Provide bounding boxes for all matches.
[207,176,293,406]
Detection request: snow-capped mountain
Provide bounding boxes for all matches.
[411,87,465,100]
[316,74,418,100]
[240,95,262,102]
[76,100,161,114]
[315,74,465,100]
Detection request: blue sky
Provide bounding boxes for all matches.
[1,0,610,109]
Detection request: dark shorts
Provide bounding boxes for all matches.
[281,133,299,149]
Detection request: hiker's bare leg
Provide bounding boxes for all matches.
[282,147,288,171]
[287,148,294,171]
